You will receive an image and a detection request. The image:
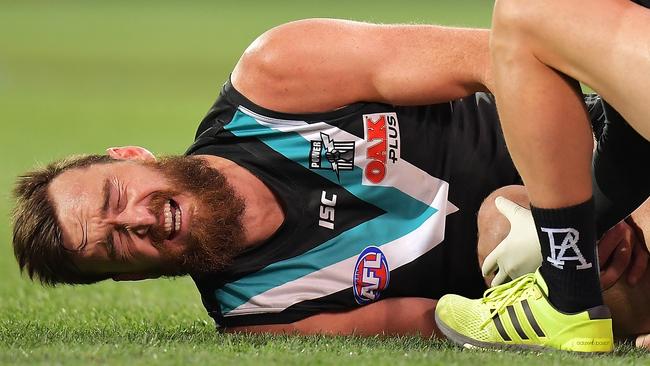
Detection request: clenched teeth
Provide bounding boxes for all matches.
[175,207,181,232]
[163,200,182,238]
[164,201,172,235]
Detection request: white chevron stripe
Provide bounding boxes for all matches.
[224,107,458,316]
[226,192,450,316]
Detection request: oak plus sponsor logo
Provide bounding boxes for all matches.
[353,246,390,304]
[363,112,400,184]
[309,132,355,181]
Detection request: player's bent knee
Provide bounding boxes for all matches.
[491,0,538,63]
[492,0,547,48]
[493,0,532,33]
[476,185,529,267]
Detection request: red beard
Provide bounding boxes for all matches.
[144,156,245,276]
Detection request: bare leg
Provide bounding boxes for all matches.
[492,0,650,139]
[492,0,603,313]
[491,0,650,314]
[491,0,601,209]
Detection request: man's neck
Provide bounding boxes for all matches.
[197,155,285,248]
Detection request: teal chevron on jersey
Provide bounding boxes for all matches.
[215,110,440,315]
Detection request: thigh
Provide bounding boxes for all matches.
[504,0,650,139]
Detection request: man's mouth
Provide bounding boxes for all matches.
[163,199,182,240]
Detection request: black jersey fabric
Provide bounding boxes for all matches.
[184,80,523,328]
[185,80,605,328]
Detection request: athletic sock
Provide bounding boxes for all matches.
[531,198,603,313]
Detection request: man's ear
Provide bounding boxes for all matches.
[106,146,156,161]
[112,273,162,282]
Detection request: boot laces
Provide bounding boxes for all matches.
[480,273,536,329]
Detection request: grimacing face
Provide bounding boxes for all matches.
[48,155,245,281]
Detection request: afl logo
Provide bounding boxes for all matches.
[353,246,390,304]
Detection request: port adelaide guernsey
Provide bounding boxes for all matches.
[185,79,522,327]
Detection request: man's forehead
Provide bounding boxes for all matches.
[49,162,115,198]
[45,163,111,251]
[47,161,134,225]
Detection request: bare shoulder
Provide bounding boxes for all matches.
[231,18,380,114]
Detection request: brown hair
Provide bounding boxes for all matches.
[12,154,115,286]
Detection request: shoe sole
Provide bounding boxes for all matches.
[434,311,610,354]
[435,311,546,352]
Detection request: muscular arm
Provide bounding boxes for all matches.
[232,18,491,114]
[225,297,441,338]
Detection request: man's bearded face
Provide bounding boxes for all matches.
[49,156,246,280]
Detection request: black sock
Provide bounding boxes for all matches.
[531,198,603,313]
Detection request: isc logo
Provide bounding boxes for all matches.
[353,246,390,304]
[318,190,337,230]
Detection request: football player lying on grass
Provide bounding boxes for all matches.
[10,18,650,347]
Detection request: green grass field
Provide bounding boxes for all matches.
[0,1,648,365]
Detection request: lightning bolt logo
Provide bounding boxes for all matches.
[308,132,355,180]
[320,132,341,179]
